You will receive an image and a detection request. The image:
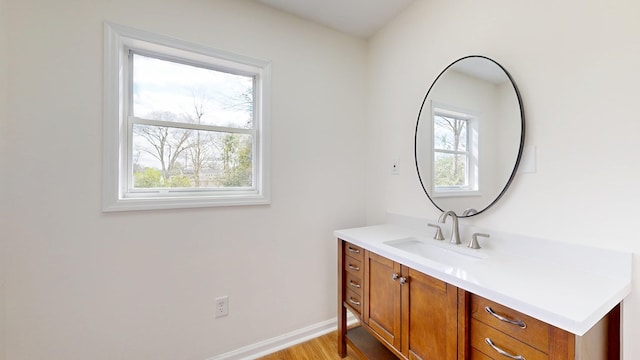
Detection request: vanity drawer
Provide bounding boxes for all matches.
[471,319,547,360]
[345,272,363,294]
[344,256,362,275]
[344,242,364,261]
[345,288,362,316]
[471,294,549,352]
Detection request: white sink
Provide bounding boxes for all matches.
[384,237,487,264]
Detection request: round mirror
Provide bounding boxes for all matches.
[415,55,525,217]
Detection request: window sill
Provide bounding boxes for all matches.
[102,193,271,212]
[431,190,481,199]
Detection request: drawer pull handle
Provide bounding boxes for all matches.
[348,264,360,271]
[349,280,361,288]
[347,246,360,254]
[485,338,526,360]
[485,306,527,329]
[392,273,400,281]
[348,297,361,306]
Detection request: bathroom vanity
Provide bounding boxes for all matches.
[339,56,631,359]
[336,215,631,360]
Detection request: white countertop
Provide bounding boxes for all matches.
[334,214,632,336]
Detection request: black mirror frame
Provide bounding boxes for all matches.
[414,55,526,218]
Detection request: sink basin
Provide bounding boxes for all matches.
[384,237,487,264]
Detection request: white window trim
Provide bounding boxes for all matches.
[103,22,271,211]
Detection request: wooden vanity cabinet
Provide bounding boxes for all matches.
[467,294,620,360]
[339,240,459,360]
[340,240,380,359]
[401,266,459,359]
[363,251,402,351]
[338,239,620,360]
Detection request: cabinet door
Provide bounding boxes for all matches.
[364,251,402,350]
[402,268,458,360]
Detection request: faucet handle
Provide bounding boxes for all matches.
[468,233,490,249]
[428,223,445,241]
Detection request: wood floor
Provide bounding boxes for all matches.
[257,330,360,360]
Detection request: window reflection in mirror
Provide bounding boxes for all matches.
[432,104,479,196]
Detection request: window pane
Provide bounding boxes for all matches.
[132,124,253,189]
[434,115,467,151]
[132,53,254,129]
[434,152,467,187]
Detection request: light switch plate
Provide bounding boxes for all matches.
[391,158,400,175]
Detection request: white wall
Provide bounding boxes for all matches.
[0,0,7,356]
[0,0,9,357]
[1,0,366,358]
[6,0,640,358]
[367,0,640,358]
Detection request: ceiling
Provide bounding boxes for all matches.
[256,0,416,38]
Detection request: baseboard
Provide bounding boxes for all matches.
[207,313,358,360]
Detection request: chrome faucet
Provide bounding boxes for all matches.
[468,233,490,249]
[427,223,445,240]
[438,211,461,245]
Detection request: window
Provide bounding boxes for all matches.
[432,104,478,195]
[104,23,271,211]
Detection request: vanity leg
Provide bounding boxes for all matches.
[607,303,621,359]
[338,239,347,357]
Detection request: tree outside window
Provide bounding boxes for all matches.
[130,53,255,190]
[433,114,469,189]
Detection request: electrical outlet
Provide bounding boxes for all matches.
[215,296,229,318]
